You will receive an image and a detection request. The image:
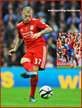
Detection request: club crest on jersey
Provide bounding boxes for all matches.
[30,25,33,30]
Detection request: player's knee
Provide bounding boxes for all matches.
[20,58,31,64]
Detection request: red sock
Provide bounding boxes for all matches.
[30,74,38,98]
[22,62,35,72]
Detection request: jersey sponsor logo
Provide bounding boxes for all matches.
[22,32,31,37]
[22,32,29,35]
[30,25,33,30]
[23,34,30,37]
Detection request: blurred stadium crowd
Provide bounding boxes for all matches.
[57,32,81,60]
[1,1,81,67]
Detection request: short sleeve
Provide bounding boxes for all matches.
[37,20,51,30]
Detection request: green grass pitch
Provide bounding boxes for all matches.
[1,87,81,107]
[57,66,81,69]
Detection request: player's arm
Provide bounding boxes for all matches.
[61,44,69,51]
[14,37,23,51]
[8,35,23,56]
[39,27,53,35]
[31,20,53,39]
[31,27,53,39]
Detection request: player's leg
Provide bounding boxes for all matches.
[21,56,39,102]
[63,53,68,63]
[21,58,35,71]
[29,45,47,102]
[70,48,77,68]
[29,65,39,102]
[65,54,68,63]
[72,55,76,68]
[71,50,76,68]
[67,51,73,68]
[74,56,78,66]
[20,57,37,78]
[69,57,73,68]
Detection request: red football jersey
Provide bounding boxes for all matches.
[68,39,76,49]
[17,18,51,51]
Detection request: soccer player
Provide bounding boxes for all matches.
[9,6,53,102]
[64,35,77,68]
[61,35,68,63]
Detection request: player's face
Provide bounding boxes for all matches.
[22,11,32,23]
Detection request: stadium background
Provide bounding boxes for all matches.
[1,1,81,107]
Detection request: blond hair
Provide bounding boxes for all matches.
[23,6,33,13]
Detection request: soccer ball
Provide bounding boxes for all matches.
[39,86,53,99]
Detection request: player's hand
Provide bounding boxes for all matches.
[8,49,16,56]
[31,33,41,39]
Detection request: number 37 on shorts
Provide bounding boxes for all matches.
[33,57,46,69]
[34,58,42,65]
